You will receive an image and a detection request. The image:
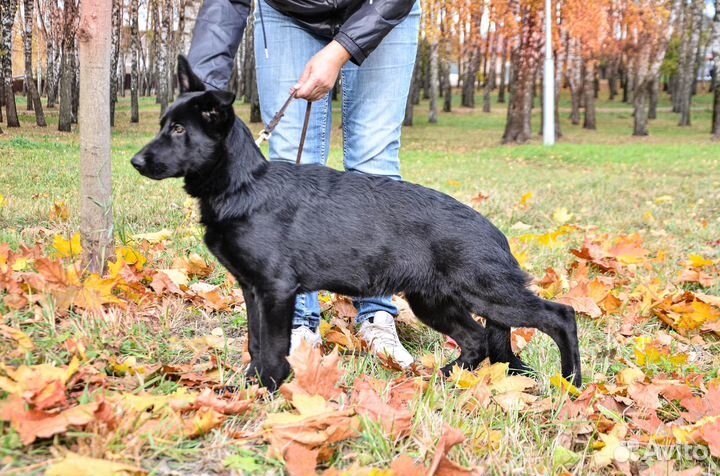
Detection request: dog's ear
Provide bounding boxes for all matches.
[197,90,236,126]
[177,55,205,93]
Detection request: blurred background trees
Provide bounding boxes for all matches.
[0,0,718,141]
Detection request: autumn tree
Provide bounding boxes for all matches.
[130,0,140,123]
[502,0,542,144]
[712,0,719,139]
[626,0,679,136]
[676,0,703,126]
[58,0,79,132]
[78,0,114,272]
[0,0,20,128]
[22,0,47,126]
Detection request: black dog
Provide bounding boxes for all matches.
[131,56,581,391]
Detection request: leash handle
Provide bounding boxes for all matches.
[296,101,312,165]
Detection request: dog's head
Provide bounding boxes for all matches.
[131,56,236,180]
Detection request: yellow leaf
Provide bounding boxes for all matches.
[0,325,34,352]
[550,373,580,396]
[643,211,655,223]
[158,269,189,287]
[552,207,573,225]
[184,407,225,438]
[0,193,5,209]
[10,257,30,271]
[688,255,714,268]
[116,246,147,270]
[616,367,645,386]
[52,233,82,259]
[591,423,629,468]
[654,195,673,205]
[519,191,534,207]
[131,229,172,243]
[49,201,70,222]
[449,366,481,389]
[46,452,146,476]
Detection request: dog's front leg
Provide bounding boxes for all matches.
[252,291,295,392]
[241,286,263,379]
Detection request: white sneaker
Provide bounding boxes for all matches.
[358,311,414,368]
[289,326,322,355]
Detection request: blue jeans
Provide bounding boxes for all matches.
[254,0,420,330]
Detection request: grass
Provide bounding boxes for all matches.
[0,86,719,475]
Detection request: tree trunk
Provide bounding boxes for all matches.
[567,39,582,125]
[608,57,618,100]
[156,0,171,115]
[497,36,508,103]
[404,46,421,126]
[678,0,703,127]
[78,0,114,273]
[130,0,140,123]
[482,31,495,113]
[711,0,720,139]
[46,39,56,107]
[243,14,260,123]
[429,40,439,123]
[110,0,121,127]
[633,81,650,136]
[503,7,541,144]
[583,60,596,130]
[648,77,659,119]
[1,0,20,127]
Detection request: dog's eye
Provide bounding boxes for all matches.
[172,124,186,135]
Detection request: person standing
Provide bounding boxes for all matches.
[188,0,420,367]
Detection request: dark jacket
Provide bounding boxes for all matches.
[264,0,416,65]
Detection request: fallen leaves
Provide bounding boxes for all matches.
[46,452,147,476]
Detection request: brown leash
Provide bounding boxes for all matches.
[255,92,312,165]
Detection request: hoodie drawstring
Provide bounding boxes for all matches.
[256,0,269,58]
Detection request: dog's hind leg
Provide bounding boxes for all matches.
[485,321,532,375]
[473,295,581,387]
[405,293,488,376]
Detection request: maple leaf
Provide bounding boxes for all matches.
[46,452,147,476]
[640,460,703,476]
[264,393,359,451]
[116,246,147,270]
[173,252,214,278]
[184,406,226,438]
[389,455,427,476]
[427,426,481,475]
[0,357,80,408]
[52,233,82,259]
[73,274,123,313]
[627,383,663,410]
[469,192,489,207]
[653,292,720,335]
[0,324,34,352]
[48,201,70,222]
[552,207,573,224]
[676,268,715,287]
[591,423,629,468]
[281,341,345,401]
[130,229,172,244]
[195,388,253,415]
[0,395,100,444]
[284,442,319,476]
[517,191,534,208]
[352,377,413,438]
[687,255,714,269]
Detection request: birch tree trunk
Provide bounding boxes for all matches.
[404,45,421,126]
[130,0,140,123]
[566,39,582,125]
[157,0,171,114]
[58,0,76,132]
[24,0,48,124]
[678,0,703,126]
[711,0,720,139]
[502,4,541,144]
[497,36,508,103]
[482,31,495,113]
[0,0,20,128]
[110,0,122,127]
[583,60,596,130]
[428,39,439,123]
[78,0,114,273]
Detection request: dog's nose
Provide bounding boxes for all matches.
[131,155,145,170]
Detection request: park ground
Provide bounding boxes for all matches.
[0,88,719,475]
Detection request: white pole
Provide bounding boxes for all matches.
[543,0,555,145]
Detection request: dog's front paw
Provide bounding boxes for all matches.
[247,361,290,393]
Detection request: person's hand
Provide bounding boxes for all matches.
[293,41,351,102]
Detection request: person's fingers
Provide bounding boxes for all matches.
[293,66,313,96]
